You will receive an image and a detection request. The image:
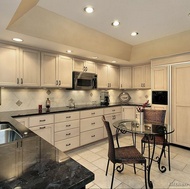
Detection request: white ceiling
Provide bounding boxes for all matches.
[38,0,190,45]
[1,0,190,65]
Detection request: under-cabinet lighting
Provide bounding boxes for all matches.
[12,38,23,42]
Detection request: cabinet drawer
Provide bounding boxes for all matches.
[55,120,79,132]
[55,136,79,152]
[80,128,104,146]
[104,106,121,114]
[80,116,103,132]
[80,108,103,119]
[29,115,54,127]
[55,112,79,122]
[55,128,79,141]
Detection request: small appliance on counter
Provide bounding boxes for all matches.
[100,90,110,106]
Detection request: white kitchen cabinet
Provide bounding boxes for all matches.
[15,117,29,128]
[122,106,136,120]
[73,58,96,73]
[132,64,151,89]
[80,108,104,145]
[96,63,120,89]
[151,66,168,90]
[0,44,40,87]
[120,67,132,89]
[54,112,80,151]
[29,115,54,145]
[41,53,73,87]
[19,48,41,87]
[104,106,122,137]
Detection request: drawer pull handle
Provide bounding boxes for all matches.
[91,112,95,115]
[91,122,95,125]
[91,135,95,137]
[39,119,46,122]
[66,124,71,127]
[40,126,46,129]
[112,109,115,112]
[66,143,71,146]
[66,133,71,136]
[66,116,71,118]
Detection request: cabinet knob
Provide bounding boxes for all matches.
[59,80,61,85]
[56,80,59,85]
[21,78,23,84]
[17,78,19,84]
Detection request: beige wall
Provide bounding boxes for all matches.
[130,30,190,64]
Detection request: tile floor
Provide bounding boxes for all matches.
[66,134,190,189]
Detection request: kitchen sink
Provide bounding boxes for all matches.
[0,122,22,145]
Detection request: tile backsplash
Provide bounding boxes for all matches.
[0,88,151,112]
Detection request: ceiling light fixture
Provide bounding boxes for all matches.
[66,50,72,53]
[112,20,120,27]
[84,6,94,14]
[12,38,23,42]
[131,32,138,36]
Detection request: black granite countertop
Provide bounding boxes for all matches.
[0,158,94,189]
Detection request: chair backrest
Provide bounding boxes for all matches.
[102,116,116,163]
[144,109,166,125]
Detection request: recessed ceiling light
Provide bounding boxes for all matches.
[112,60,116,63]
[84,6,94,14]
[112,20,120,27]
[66,50,72,53]
[131,32,138,36]
[12,38,23,42]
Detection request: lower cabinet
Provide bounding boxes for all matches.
[122,106,136,119]
[54,112,80,152]
[80,128,104,146]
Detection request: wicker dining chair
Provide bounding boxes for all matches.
[141,109,171,171]
[102,116,147,189]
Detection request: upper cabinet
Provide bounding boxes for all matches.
[132,64,151,89]
[73,58,96,73]
[120,67,132,89]
[41,53,73,88]
[0,44,40,87]
[151,66,168,90]
[96,63,120,89]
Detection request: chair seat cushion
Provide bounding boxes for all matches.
[115,146,146,164]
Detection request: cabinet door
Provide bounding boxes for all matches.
[30,124,54,145]
[122,106,136,119]
[151,66,168,90]
[0,44,19,86]
[108,65,120,89]
[120,67,132,89]
[144,64,151,88]
[132,66,144,88]
[41,52,58,87]
[58,56,73,88]
[20,48,40,87]
[96,63,108,88]
[171,63,190,147]
[73,58,85,72]
[85,61,96,73]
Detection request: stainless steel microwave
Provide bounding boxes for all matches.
[72,71,97,90]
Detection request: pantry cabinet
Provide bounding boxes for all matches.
[73,58,96,73]
[41,53,73,88]
[96,63,120,89]
[120,67,132,89]
[0,44,40,87]
[132,64,151,89]
[151,66,168,90]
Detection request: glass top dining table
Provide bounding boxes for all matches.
[113,119,174,189]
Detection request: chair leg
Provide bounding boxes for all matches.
[141,141,146,154]
[110,163,116,189]
[106,159,110,176]
[133,163,136,174]
[168,145,171,171]
[144,161,148,189]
